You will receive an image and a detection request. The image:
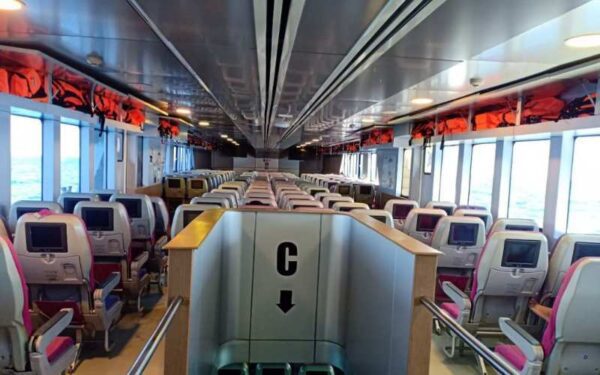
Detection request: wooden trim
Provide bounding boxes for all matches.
[164,250,193,374]
[407,255,438,374]
[164,209,225,251]
[134,183,162,197]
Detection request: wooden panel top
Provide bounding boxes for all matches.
[164,208,441,257]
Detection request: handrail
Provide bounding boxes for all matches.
[127,296,183,375]
[420,297,519,375]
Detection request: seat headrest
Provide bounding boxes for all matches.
[352,209,393,227]
[0,236,32,336]
[9,201,63,233]
[150,196,170,229]
[333,202,370,212]
[384,199,419,219]
[404,208,448,233]
[454,209,493,232]
[489,218,539,236]
[425,201,456,215]
[110,194,156,236]
[171,204,218,238]
[431,216,486,248]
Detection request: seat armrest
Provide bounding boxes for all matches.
[442,281,471,311]
[29,308,73,354]
[499,317,544,364]
[131,251,149,277]
[93,272,121,301]
[154,235,169,251]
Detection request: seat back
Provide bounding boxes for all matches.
[14,212,94,286]
[336,183,353,197]
[9,201,63,233]
[323,196,354,210]
[333,202,370,212]
[190,196,230,208]
[203,192,237,208]
[212,188,241,203]
[164,177,186,198]
[219,182,245,196]
[384,199,419,230]
[315,192,341,203]
[489,218,539,236]
[110,194,155,241]
[353,184,375,204]
[92,189,119,202]
[308,187,329,197]
[352,209,394,228]
[58,193,99,214]
[426,201,457,216]
[74,201,131,258]
[0,216,10,241]
[288,200,323,210]
[171,204,217,238]
[281,194,313,209]
[186,177,208,198]
[542,234,600,303]
[150,197,170,238]
[454,208,493,233]
[403,208,447,244]
[241,198,278,208]
[543,258,600,374]
[0,237,31,371]
[470,231,548,325]
[431,216,486,269]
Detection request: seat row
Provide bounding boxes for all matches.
[300,173,376,205]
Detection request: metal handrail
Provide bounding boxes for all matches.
[127,296,183,375]
[420,297,519,375]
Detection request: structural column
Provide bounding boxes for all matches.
[42,115,61,201]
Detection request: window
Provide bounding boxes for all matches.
[11,115,43,203]
[93,130,108,189]
[469,143,496,210]
[60,124,81,193]
[368,152,378,183]
[439,145,459,202]
[568,136,600,233]
[401,148,412,197]
[508,140,550,226]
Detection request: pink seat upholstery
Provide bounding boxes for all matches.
[440,302,460,319]
[46,337,74,364]
[495,344,526,371]
[4,238,33,335]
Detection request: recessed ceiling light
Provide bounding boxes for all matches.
[0,0,25,11]
[312,138,319,142]
[382,111,397,115]
[86,52,103,67]
[278,114,293,119]
[411,97,434,105]
[565,34,600,48]
[220,134,228,138]
[198,120,210,127]
[175,107,191,115]
[362,117,376,124]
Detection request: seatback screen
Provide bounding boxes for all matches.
[373,215,387,224]
[339,206,354,212]
[183,211,203,226]
[448,223,478,246]
[328,199,346,209]
[190,180,204,189]
[328,182,337,190]
[16,207,42,219]
[338,186,350,195]
[168,179,181,189]
[433,205,454,216]
[359,185,372,195]
[416,214,441,232]
[309,189,322,196]
[97,193,112,202]
[26,223,68,253]
[572,242,600,263]
[505,224,535,231]
[63,197,88,214]
[247,200,269,206]
[466,214,488,226]
[501,239,540,268]
[392,204,412,220]
[116,199,142,218]
[81,207,114,231]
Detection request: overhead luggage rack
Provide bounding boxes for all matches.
[162,208,441,375]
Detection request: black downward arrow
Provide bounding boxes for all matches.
[277,290,295,313]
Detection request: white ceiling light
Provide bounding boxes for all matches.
[86,52,104,67]
[362,117,376,124]
[198,120,210,127]
[175,107,192,115]
[278,114,293,119]
[0,0,25,10]
[565,34,600,48]
[220,134,228,138]
[411,97,434,105]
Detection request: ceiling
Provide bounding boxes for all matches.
[0,0,598,149]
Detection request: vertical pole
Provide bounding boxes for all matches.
[0,104,11,216]
[42,116,61,200]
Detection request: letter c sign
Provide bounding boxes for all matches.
[277,242,298,276]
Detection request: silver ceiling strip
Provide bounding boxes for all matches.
[253,0,268,147]
[279,0,447,144]
[127,0,256,145]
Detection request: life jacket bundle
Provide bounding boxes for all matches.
[560,93,597,119]
[437,117,468,135]
[0,68,9,93]
[9,67,47,101]
[122,101,145,126]
[52,79,91,113]
[521,97,565,124]
[171,124,180,137]
[158,118,174,140]
[94,93,122,121]
[473,109,516,130]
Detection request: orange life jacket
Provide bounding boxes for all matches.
[438,117,468,135]
[474,110,515,130]
[10,68,46,100]
[521,97,565,124]
[0,68,9,93]
[52,79,90,113]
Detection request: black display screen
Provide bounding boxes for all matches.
[338,186,351,195]
[416,214,441,232]
[81,207,114,231]
[190,180,204,190]
[26,223,68,253]
[183,211,203,226]
[433,205,454,216]
[448,223,478,246]
[572,242,600,263]
[16,207,42,219]
[392,204,413,220]
[63,197,88,214]
[339,206,354,212]
[359,185,372,195]
[168,179,181,189]
[116,198,142,218]
[328,199,346,209]
[505,224,535,232]
[501,239,540,268]
[97,193,113,202]
[466,214,488,226]
[373,215,387,224]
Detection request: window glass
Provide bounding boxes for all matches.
[369,152,378,183]
[401,148,412,197]
[469,143,496,210]
[11,115,42,203]
[508,140,550,226]
[60,124,80,192]
[93,130,107,189]
[568,137,600,233]
[439,145,459,202]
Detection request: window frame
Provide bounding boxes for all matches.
[401,148,412,198]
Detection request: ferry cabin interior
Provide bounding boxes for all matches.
[0,1,599,374]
